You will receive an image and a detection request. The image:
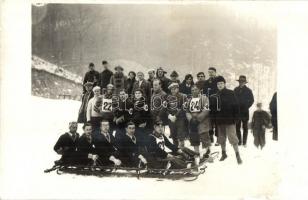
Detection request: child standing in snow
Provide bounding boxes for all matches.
[251,103,271,149]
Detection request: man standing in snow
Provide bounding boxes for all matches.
[209,76,242,164]
[204,67,219,144]
[234,75,254,147]
[99,60,113,92]
[83,62,100,94]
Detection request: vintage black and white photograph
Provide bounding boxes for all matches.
[1,1,308,200]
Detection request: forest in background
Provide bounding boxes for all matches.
[32,4,277,103]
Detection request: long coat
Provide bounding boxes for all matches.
[234,85,254,120]
[77,91,94,123]
[209,88,240,125]
[83,70,100,93]
[100,69,113,90]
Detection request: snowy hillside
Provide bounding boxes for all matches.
[0,96,283,199]
[32,55,82,84]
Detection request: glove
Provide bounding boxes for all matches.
[167,154,173,159]
[138,155,147,164]
[114,159,122,166]
[115,116,124,125]
[139,122,146,128]
[92,154,99,161]
[110,155,121,166]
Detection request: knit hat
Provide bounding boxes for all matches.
[216,76,226,83]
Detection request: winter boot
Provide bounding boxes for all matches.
[219,151,227,161]
[236,152,243,165]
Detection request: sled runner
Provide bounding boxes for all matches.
[44,151,219,181]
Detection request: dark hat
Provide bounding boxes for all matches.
[208,67,216,72]
[237,75,248,83]
[216,76,226,83]
[154,119,164,126]
[89,62,95,67]
[102,60,108,65]
[170,71,179,77]
[84,81,94,87]
[157,67,167,74]
[115,65,124,71]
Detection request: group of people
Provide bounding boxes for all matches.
[54,60,278,170]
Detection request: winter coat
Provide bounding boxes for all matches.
[93,132,119,163]
[54,132,80,164]
[146,133,178,159]
[132,79,152,104]
[251,110,271,132]
[204,77,218,97]
[77,91,94,123]
[76,133,96,165]
[110,72,127,94]
[100,69,113,90]
[269,92,277,128]
[234,85,254,120]
[126,78,136,95]
[209,88,240,125]
[83,70,100,93]
[113,98,134,129]
[157,76,171,94]
[179,82,193,96]
[115,133,145,166]
[131,98,149,126]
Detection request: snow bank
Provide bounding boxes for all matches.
[0,96,282,200]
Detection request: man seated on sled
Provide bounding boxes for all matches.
[93,120,122,166]
[53,121,80,165]
[145,119,197,170]
[76,123,99,165]
[115,121,148,167]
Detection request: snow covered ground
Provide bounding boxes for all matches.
[0,96,283,200]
